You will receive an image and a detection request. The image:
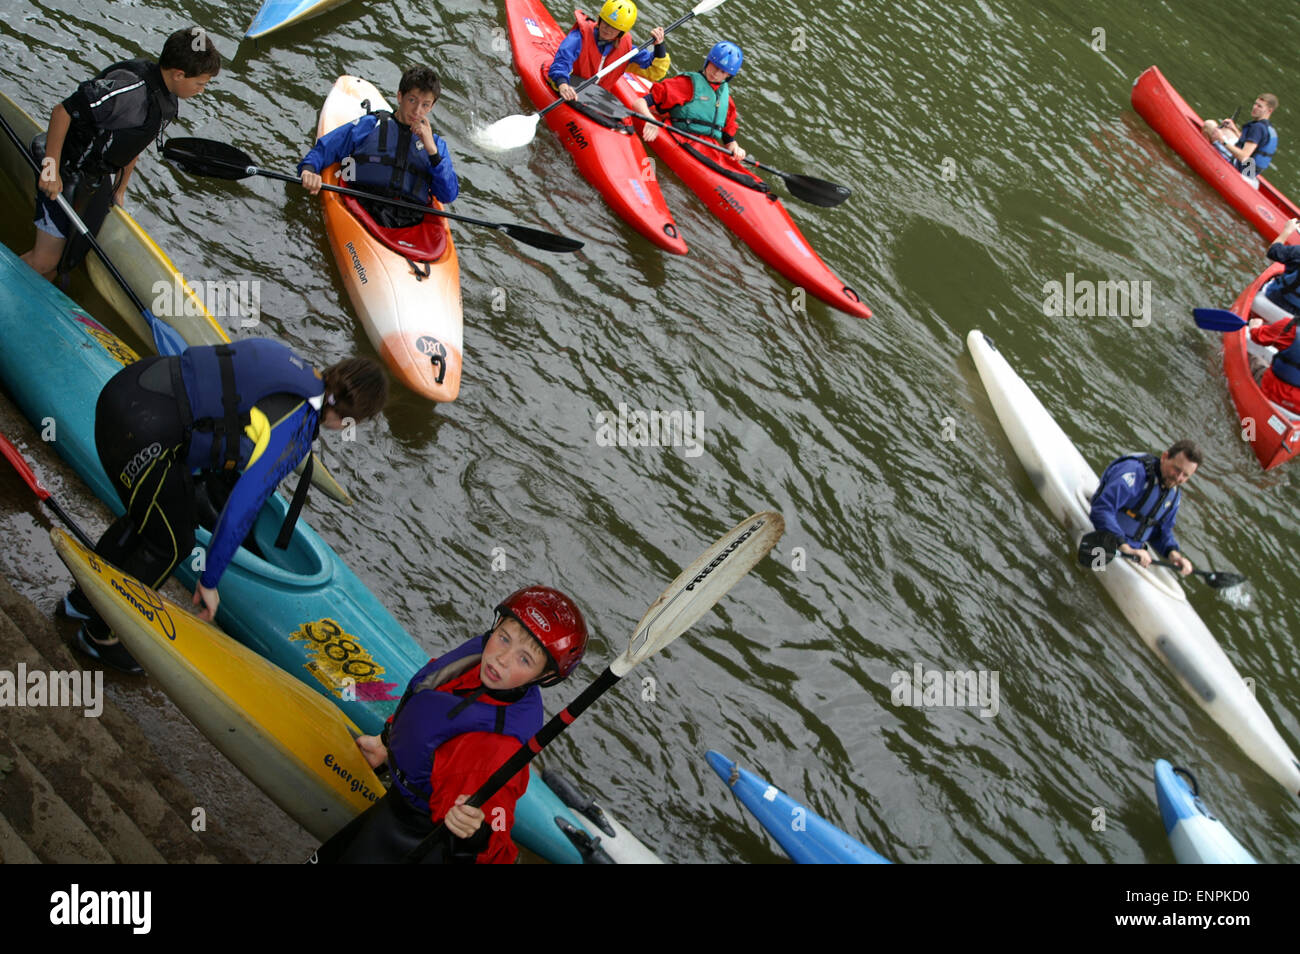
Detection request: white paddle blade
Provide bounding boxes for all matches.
[611,511,784,677]
[473,113,540,151]
[691,0,729,14]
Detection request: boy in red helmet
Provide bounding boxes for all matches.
[315,586,588,864]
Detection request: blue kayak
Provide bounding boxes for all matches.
[706,750,891,864]
[0,241,613,862]
[246,0,353,39]
[1153,759,1256,864]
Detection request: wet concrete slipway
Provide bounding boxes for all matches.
[1,0,1299,867]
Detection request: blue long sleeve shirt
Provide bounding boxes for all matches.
[1089,457,1182,556]
[298,113,459,204]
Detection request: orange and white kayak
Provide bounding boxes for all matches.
[315,75,464,402]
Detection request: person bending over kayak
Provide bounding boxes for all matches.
[1242,218,1300,413]
[313,586,588,864]
[548,0,670,102]
[1202,93,1279,178]
[21,26,221,280]
[64,339,388,673]
[633,41,747,162]
[1089,440,1203,576]
[298,65,458,229]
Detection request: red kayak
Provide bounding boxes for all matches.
[503,0,687,254]
[1132,66,1300,245]
[614,74,870,319]
[1225,263,1300,470]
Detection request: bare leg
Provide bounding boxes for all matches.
[19,229,66,280]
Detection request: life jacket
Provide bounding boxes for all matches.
[350,108,436,226]
[1092,454,1179,546]
[1269,318,1300,388]
[1236,118,1277,172]
[570,12,633,92]
[386,633,543,814]
[60,59,177,181]
[1264,263,1300,312]
[670,72,730,140]
[177,339,323,474]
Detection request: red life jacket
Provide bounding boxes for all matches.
[569,11,633,91]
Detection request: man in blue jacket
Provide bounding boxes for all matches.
[298,66,458,229]
[1089,440,1203,575]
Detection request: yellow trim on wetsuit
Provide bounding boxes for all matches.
[243,401,310,469]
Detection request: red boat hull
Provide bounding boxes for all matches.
[1132,66,1300,245]
[1225,264,1300,469]
[504,0,687,254]
[614,76,870,319]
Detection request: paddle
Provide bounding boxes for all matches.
[1076,529,1245,589]
[0,112,189,356]
[1192,307,1247,332]
[0,433,97,550]
[476,0,729,150]
[395,509,784,863]
[161,137,584,253]
[592,96,852,208]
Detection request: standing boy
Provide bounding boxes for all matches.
[22,26,221,279]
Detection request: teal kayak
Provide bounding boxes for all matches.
[706,750,891,863]
[1154,760,1256,864]
[0,240,624,862]
[246,1,353,40]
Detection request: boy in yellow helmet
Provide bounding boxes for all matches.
[547,0,670,100]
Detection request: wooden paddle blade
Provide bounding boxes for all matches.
[780,172,852,207]
[163,137,256,180]
[501,223,584,253]
[1192,307,1247,332]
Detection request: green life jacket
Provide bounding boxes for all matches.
[672,72,730,139]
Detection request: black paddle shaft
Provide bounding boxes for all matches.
[400,666,622,863]
[162,138,583,253]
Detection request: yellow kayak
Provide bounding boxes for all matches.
[52,528,384,842]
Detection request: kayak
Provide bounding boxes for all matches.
[52,527,383,843]
[1154,759,1256,863]
[614,76,871,319]
[1131,66,1300,245]
[967,329,1300,797]
[705,751,890,863]
[0,240,647,861]
[539,769,664,863]
[1224,263,1300,470]
[0,88,349,504]
[315,76,464,402]
[246,0,353,40]
[502,0,687,254]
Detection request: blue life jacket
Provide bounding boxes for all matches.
[178,339,323,473]
[1093,454,1179,546]
[1269,318,1300,388]
[351,110,435,206]
[1264,264,1300,312]
[1236,118,1277,172]
[386,634,543,814]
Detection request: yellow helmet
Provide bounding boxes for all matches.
[599,0,637,32]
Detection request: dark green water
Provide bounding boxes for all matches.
[1,0,1298,862]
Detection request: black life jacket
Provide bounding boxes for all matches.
[60,59,177,181]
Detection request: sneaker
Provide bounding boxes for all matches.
[61,588,93,621]
[75,625,144,676]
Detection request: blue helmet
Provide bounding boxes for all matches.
[706,41,743,77]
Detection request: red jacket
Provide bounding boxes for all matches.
[646,74,739,142]
[422,666,533,864]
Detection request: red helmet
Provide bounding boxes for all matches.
[495,586,588,686]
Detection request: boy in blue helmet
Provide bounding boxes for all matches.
[314,586,589,864]
[633,41,747,161]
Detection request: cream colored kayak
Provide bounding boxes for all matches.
[315,76,464,402]
[52,528,383,842]
[967,329,1300,797]
[0,88,349,504]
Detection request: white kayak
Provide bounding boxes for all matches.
[967,329,1300,797]
[1154,759,1256,863]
